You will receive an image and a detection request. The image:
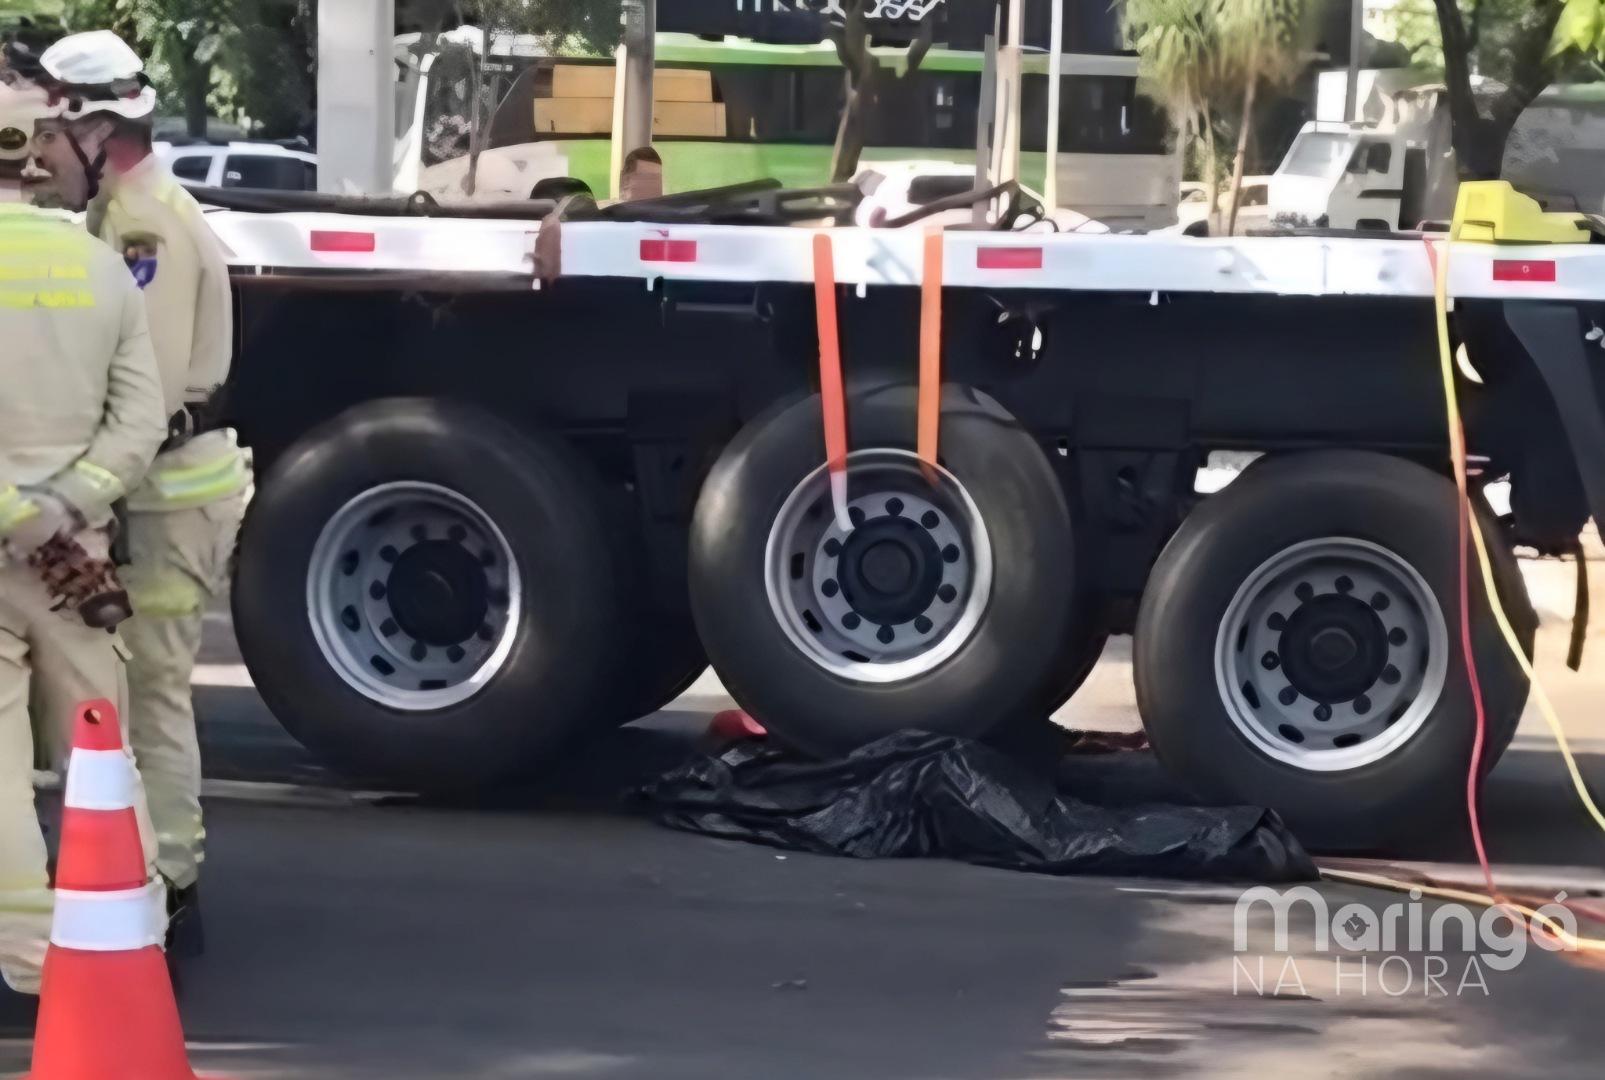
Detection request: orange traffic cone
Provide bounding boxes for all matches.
[27,700,199,1080]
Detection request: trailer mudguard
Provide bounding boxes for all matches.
[1505,302,1605,536]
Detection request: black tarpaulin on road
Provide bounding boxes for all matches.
[636,730,1315,883]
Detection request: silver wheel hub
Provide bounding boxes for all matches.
[308,482,521,711]
[1214,537,1448,772]
[765,449,992,684]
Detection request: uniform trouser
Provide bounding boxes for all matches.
[0,554,156,994]
[122,494,245,891]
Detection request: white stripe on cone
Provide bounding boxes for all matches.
[50,881,167,951]
[62,748,139,811]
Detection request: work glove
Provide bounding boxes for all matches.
[0,487,82,562]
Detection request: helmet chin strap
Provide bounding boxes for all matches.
[65,129,107,203]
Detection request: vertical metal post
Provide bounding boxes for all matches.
[992,0,1024,188]
[317,0,396,194]
[973,31,997,228]
[1344,0,1364,122]
[1044,0,1064,211]
[613,0,656,197]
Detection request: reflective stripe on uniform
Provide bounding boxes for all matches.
[0,485,39,533]
[143,450,248,509]
[127,570,204,618]
[62,749,140,813]
[0,264,89,281]
[49,881,166,951]
[0,289,96,309]
[73,460,123,498]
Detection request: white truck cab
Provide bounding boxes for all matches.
[1270,123,1423,232]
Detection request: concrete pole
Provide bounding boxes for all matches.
[612,0,656,197]
[317,0,396,195]
[1343,0,1364,123]
[1044,0,1065,210]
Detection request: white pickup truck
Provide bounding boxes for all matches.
[199,178,1605,849]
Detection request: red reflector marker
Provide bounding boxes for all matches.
[310,230,376,254]
[1493,259,1556,283]
[976,247,1043,270]
[640,238,698,263]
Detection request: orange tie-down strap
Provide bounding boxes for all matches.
[812,230,945,525]
[812,233,851,527]
[918,230,944,469]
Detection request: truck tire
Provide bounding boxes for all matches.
[689,384,1076,755]
[1134,450,1534,850]
[233,398,624,790]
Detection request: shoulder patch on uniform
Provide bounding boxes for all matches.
[122,232,161,289]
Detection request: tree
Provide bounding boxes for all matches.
[1122,0,1226,226]
[442,0,619,195]
[1,1,65,30]
[1216,0,1314,234]
[825,0,933,182]
[1430,0,1568,179]
[1122,0,1317,234]
[1551,0,1605,62]
[58,0,237,137]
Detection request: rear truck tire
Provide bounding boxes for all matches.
[233,398,625,791]
[1134,450,1534,851]
[689,383,1077,756]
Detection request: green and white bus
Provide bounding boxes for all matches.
[401,31,1180,230]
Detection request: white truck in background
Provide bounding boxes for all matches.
[1271,70,1605,232]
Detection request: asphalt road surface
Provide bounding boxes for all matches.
[3,553,1605,1078]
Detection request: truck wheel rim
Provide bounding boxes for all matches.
[764,449,992,684]
[307,482,521,711]
[1214,537,1448,772]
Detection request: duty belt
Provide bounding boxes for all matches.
[159,407,195,454]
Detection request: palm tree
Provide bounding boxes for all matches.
[1216,0,1315,235]
[1122,0,1317,235]
[1121,0,1229,230]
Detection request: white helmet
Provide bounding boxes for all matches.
[0,80,60,163]
[39,30,155,121]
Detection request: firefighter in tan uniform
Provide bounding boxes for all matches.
[0,78,167,1002]
[29,32,249,947]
